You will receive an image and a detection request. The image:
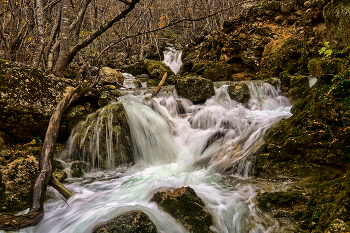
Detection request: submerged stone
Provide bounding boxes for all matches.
[151,187,214,233]
[92,211,157,233]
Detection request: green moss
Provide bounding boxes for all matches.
[202,61,232,81]
[308,58,327,77]
[151,187,214,233]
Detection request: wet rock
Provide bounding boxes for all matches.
[151,187,214,233]
[99,67,125,85]
[142,59,174,81]
[135,74,150,83]
[175,76,215,104]
[227,82,251,104]
[70,161,91,178]
[0,60,72,142]
[92,211,157,233]
[98,91,116,108]
[0,155,39,213]
[67,103,133,169]
[52,159,66,170]
[53,170,68,182]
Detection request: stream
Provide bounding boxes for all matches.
[22,49,293,233]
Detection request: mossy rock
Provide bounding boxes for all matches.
[175,76,215,104]
[53,170,68,182]
[151,187,214,233]
[99,67,125,85]
[257,191,307,212]
[298,175,350,232]
[0,155,38,213]
[70,161,91,178]
[288,76,310,100]
[323,0,350,48]
[227,82,251,104]
[308,58,327,77]
[257,70,350,177]
[0,60,71,142]
[92,211,157,233]
[202,61,232,81]
[142,60,174,81]
[279,70,291,87]
[67,103,134,169]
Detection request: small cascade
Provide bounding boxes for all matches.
[308,76,318,87]
[119,95,178,166]
[163,47,182,74]
[29,80,294,233]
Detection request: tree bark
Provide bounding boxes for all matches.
[52,0,71,77]
[32,0,45,69]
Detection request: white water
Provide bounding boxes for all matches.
[163,47,182,74]
[17,80,292,233]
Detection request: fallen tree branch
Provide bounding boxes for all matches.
[152,72,168,97]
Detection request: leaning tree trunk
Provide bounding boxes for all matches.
[0,76,99,230]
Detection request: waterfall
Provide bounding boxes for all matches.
[24,81,292,233]
[163,47,182,74]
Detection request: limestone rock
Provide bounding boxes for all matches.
[142,59,174,81]
[92,211,157,233]
[99,67,125,85]
[227,82,251,104]
[70,161,91,178]
[0,156,39,213]
[151,187,214,233]
[326,219,350,233]
[175,76,215,104]
[0,60,71,142]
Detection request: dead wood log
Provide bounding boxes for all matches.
[151,72,168,97]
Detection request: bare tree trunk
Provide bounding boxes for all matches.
[52,0,70,77]
[32,0,45,69]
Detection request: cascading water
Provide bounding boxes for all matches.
[20,79,293,233]
[163,47,182,74]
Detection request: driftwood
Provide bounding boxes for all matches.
[151,72,168,97]
[0,79,99,231]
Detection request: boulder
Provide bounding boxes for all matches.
[67,103,133,169]
[70,161,91,178]
[53,170,68,182]
[0,60,72,142]
[308,58,327,77]
[151,187,214,233]
[175,76,215,104]
[227,82,251,104]
[92,211,157,233]
[0,155,39,213]
[142,59,174,81]
[99,67,125,85]
[323,0,350,48]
